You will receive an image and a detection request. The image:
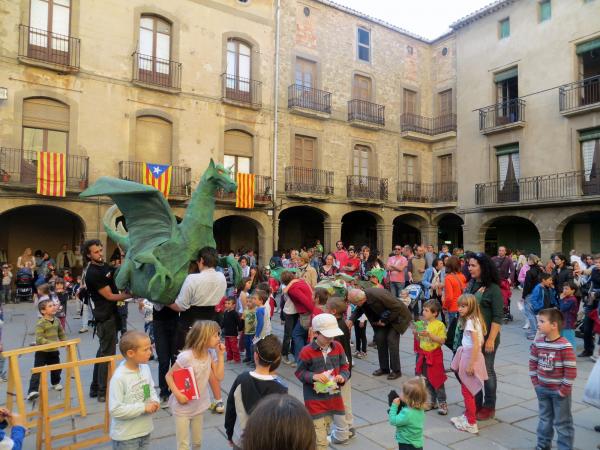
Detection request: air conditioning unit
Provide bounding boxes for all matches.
[0,87,7,100]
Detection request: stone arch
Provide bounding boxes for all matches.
[556,210,600,255]
[434,212,464,250]
[0,204,86,269]
[393,213,427,247]
[278,205,328,251]
[214,215,263,258]
[480,215,541,256]
[341,209,382,251]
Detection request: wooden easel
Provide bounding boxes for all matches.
[1,338,83,429]
[33,354,122,450]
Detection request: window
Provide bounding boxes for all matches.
[224,130,253,174]
[352,74,372,100]
[496,144,519,202]
[226,39,252,101]
[495,68,518,117]
[138,15,171,81]
[580,128,600,194]
[499,18,510,39]
[353,145,370,176]
[539,0,551,21]
[403,89,417,115]
[439,89,452,116]
[438,154,453,183]
[22,97,69,153]
[576,39,600,107]
[135,116,172,164]
[293,135,315,169]
[403,154,417,183]
[295,57,316,88]
[357,27,370,62]
[28,0,71,63]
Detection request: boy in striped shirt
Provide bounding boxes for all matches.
[529,308,576,450]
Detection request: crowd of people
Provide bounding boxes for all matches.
[0,239,599,450]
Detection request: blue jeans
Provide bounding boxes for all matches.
[390,282,404,298]
[535,385,574,450]
[292,320,308,362]
[560,329,576,350]
[523,297,538,337]
[475,347,497,409]
[244,334,255,360]
[113,434,150,449]
[446,311,458,323]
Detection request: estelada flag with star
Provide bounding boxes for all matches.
[143,163,172,199]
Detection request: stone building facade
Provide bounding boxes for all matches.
[0,0,463,266]
[453,0,600,260]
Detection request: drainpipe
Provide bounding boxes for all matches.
[272,0,281,255]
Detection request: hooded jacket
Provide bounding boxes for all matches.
[224,371,288,446]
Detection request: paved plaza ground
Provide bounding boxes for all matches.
[1,292,598,450]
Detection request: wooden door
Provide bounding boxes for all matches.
[439,154,452,182]
[293,135,315,169]
[295,58,317,108]
[403,89,417,114]
[352,75,372,100]
[139,15,171,86]
[28,0,71,65]
[439,90,452,116]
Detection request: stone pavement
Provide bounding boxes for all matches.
[1,292,598,450]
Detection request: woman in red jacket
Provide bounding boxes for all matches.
[443,256,466,324]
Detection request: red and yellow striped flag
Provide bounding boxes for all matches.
[236,173,255,209]
[142,163,172,199]
[36,151,66,197]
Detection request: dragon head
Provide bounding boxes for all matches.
[207,158,237,193]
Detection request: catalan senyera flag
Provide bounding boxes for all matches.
[36,151,66,197]
[143,163,172,199]
[236,172,255,209]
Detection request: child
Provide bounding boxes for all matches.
[1,264,12,305]
[559,281,578,350]
[415,300,448,415]
[526,273,557,340]
[0,310,7,382]
[54,278,68,331]
[109,330,160,449]
[138,299,156,360]
[388,377,427,450]
[256,281,276,319]
[253,290,271,341]
[221,297,242,363]
[0,408,26,449]
[308,288,330,343]
[35,283,51,316]
[27,299,66,400]
[529,308,577,450]
[326,297,354,445]
[450,294,488,434]
[237,277,252,358]
[295,313,350,450]
[399,289,412,307]
[242,295,257,364]
[166,320,225,450]
[224,335,288,448]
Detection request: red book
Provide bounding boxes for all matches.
[172,367,199,400]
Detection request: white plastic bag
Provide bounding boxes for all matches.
[582,358,600,409]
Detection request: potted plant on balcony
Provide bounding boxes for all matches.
[0,170,10,183]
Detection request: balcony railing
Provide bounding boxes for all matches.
[0,148,88,190]
[221,74,262,107]
[18,24,80,69]
[398,182,457,203]
[216,174,272,203]
[133,52,182,90]
[475,170,600,206]
[348,99,385,126]
[288,85,331,114]
[401,113,457,135]
[559,75,600,113]
[347,175,388,201]
[478,98,525,132]
[118,161,191,197]
[285,166,334,195]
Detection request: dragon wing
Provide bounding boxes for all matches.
[80,177,177,252]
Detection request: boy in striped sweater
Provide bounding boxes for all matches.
[529,308,577,450]
[295,313,350,450]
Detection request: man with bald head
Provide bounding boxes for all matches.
[347,288,412,380]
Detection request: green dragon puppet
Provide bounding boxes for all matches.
[80,159,242,304]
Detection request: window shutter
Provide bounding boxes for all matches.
[135,116,172,164]
[494,68,518,83]
[23,98,69,131]
[224,130,253,157]
[579,127,600,142]
[495,143,519,156]
[576,38,600,55]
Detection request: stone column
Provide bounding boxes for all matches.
[258,229,274,267]
[323,221,342,254]
[420,225,438,247]
[462,224,483,253]
[540,238,562,262]
[377,223,394,255]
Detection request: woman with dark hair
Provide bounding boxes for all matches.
[242,394,316,450]
[466,252,504,421]
[552,253,573,301]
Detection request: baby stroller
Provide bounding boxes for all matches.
[405,283,424,319]
[15,268,34,303]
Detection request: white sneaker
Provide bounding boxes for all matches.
[456,420,478,434]
[450,415,467,427]
[53,384,63,391]
[591,355,598,362]
[27,391,39,401]
[79,328,88,333]
[523,322,530,329]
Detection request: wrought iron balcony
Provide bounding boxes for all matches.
[118,161,191,197]
[221,74,262,108]
[348,99,385,128]
[475,170,600,207]
[132,52,182,91]
[215,174,272,203]
[285,166,334,196]
[478,98,525,134]
[0,148,88,191]
[559,75,600,116]
[18,24,80,70]
[288,85,331,116]
[401,113,456,135]
[397,182,457,203]
[347,175,388,201]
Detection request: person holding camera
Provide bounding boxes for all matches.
[581,255,600,358]
[0,407,26,449]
